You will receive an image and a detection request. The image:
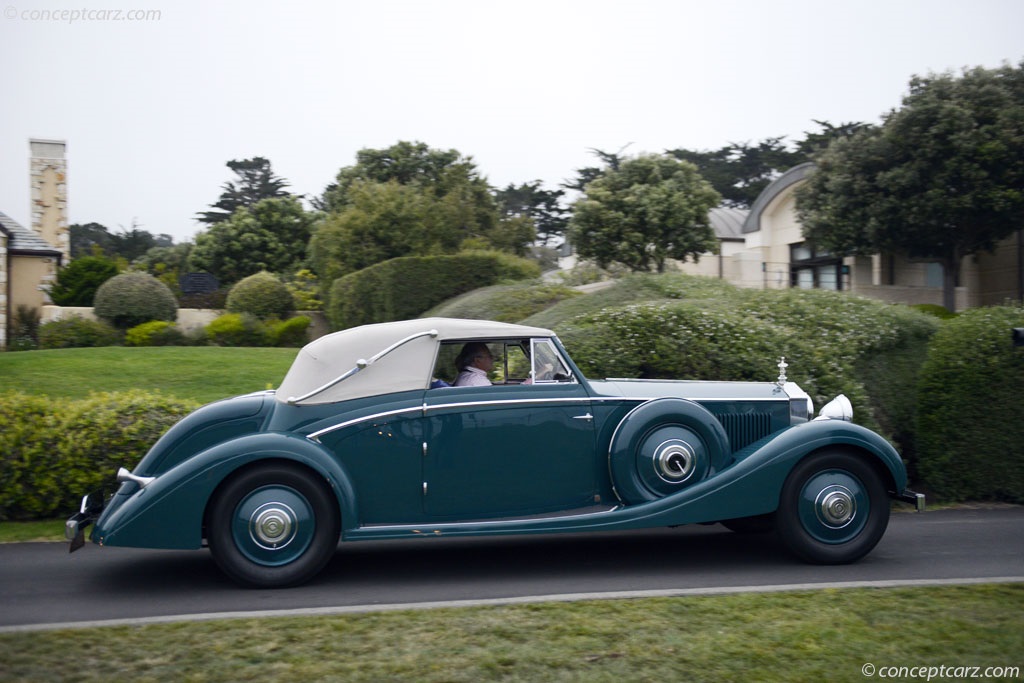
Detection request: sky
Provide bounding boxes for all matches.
[2,0,1023,244]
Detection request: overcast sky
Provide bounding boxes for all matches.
[2,0,1022,243]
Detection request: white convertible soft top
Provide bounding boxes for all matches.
[276,317,555,405]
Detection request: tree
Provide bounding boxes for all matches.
[311,141,531,281]
[569,154,721,273]
[562,146,631,193]
[69,222,115,258]
[197,157,292,225]
[665,122,867,209]
[796,62,1024,311]
[494,181,569,244]
[49,255,119,306]
[319,141,491,214]
[310,180,479,283]
[189,196,316,285]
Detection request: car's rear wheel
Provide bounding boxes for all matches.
[208,463,339,588]
[777,450,889,564]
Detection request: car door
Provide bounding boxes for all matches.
[422,341,597,519]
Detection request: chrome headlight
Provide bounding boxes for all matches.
[815,394,853,422]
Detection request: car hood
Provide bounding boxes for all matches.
[588,378,794,403]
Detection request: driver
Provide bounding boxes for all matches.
[453,342,494,387]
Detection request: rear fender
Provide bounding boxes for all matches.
[93,433,357,550]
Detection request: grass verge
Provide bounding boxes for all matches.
[0,346,298,404]
[0,585,1021,681]
[0,519,65,542]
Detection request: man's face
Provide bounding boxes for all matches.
[473,347,494,372]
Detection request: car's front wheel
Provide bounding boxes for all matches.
[208,463,340,588]
[777,450,890,564]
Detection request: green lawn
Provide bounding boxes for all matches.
[1,585,1021,682]
[0,346,298,404]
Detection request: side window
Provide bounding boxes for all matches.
[531,339,574,383]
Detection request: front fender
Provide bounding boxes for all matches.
[654,418,907,523]
[93,433,357,550]
[600,418,906,528]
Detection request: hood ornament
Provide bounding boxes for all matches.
[776,357,788,386]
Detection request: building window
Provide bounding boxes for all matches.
[790,242,844,291]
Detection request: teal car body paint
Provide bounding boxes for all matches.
[66,318,924,587]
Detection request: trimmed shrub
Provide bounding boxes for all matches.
[49,255,119,306]
[916,304,1024,502]
[205,313,268,347]
[537,274,938,460]
[426,282,583,323]
[267,316,312,347]
[226,271,295,320]
[38,317,122,349]
[327,251,540,329]
[125,320,186,347]
[93,272,178,329]
[0,391,198,520]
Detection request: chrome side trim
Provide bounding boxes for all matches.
[426,397,591,412]
[307,406,425,442]
[306,394,790,443]
[287,329,439,404]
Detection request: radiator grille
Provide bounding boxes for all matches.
[715,412,775,452]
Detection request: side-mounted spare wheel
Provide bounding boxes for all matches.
[777,450,890,564]
[609,398,731,505]
[208,462,340,588]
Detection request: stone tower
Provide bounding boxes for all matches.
[29,138,70,263]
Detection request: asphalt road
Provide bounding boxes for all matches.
[2,507,1022,631]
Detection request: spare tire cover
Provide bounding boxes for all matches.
[608,398,731,505]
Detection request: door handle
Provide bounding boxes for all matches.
[573,413,594,422]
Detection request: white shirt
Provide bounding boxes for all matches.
[454,366,491,387]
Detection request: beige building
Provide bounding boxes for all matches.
[1,139,69,348]
[678,163,1024,310]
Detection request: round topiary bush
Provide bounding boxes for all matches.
[93,272,178,329]
[226,271,294,320]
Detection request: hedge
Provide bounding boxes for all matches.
[425,282,583,323]
[327,251,540,330]
[0,391,198,521]
[916,304,1024,502]
[539,274,939,463]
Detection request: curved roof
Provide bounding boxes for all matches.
[741,162,815,234]
[708,207,749,240]
[276,318,555,405]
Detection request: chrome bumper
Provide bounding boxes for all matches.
[895,489,926,512]
[65,490,107,552]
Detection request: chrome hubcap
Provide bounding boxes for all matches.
[656,440,696,483]
[815,485,856,528]
[249,502,297,549]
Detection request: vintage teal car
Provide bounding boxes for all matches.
[67,317,924,587]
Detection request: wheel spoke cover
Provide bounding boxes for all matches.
[231,485,316,566]
[796,469,869,544]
